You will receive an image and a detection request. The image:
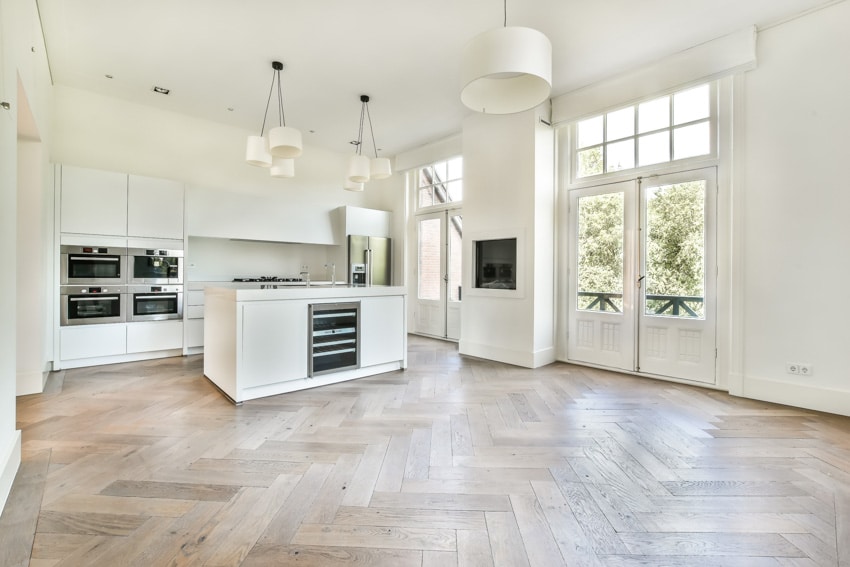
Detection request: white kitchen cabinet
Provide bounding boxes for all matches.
[240,301,309,387]
[126,321,183,353]
[60,324,127,360]
[360,295,406,367]
[128,175,184,240]
[60,165,128,236]
[185,318,204,348]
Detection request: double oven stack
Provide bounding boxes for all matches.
[60,246,184,326]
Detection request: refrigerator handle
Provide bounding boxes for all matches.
[365,248,372,286]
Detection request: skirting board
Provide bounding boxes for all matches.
[0,431,22,515]
[459,341,555,369]
[740,376,850,417]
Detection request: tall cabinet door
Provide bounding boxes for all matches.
[60,165,128,236]
[128,174,184,240]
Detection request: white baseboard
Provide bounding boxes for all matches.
[0,430,22,515]
[459,341,555,369]
[59,349,183,370]
[740,376,850,417]
[16,368,50,396]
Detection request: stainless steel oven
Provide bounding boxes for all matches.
[60,286,126,326]
[127,285,183,321]
[60,245,126,285]
[128,248,184,284]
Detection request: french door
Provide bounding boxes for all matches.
[567,168,717,384]
[414,209,462,340]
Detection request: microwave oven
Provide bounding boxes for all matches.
[60,245,126,285]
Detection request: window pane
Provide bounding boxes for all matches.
[638,131,670,166]
[447,180,463,202]
[418,218,441,301]
[673,121,710,160]
[606,107,634,141]
[577,147,603,178]
[577,192,624,312]
[606,139,634,172]
[577,115,603,148]
[673,84,709,125]
[419,166,434,188]
[644,181,705,318]
[639,96,670,133]
[433,160,448,182]
[447,157,463,181]
[419,187,434,208]
[448,215,463,302]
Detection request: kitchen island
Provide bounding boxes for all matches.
[203,285,407,403]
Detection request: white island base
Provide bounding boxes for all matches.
[203,285,407,403]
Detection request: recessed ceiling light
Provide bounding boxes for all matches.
[152,86,170,95]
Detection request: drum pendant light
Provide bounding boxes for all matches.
[346,94,392,185]
[270,158,295,178]
[245,61,303,174]
[460,1,552,114]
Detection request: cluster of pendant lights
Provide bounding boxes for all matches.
[245,61,302,178]
[247,0,550,183]
[344,95,392,192]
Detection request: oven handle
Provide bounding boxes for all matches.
[70,296,120,302]
[68,256,120,261]
[134,294,178,300]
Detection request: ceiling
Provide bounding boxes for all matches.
[37,0,835,159]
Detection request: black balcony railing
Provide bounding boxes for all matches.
[577,292,704,318]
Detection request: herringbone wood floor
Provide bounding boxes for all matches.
[3,335,850,566]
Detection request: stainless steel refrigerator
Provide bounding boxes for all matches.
[348,235,392,286]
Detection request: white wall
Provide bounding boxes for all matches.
[1,0,52,513]
[736,0,850,415]
[459,106,556,367]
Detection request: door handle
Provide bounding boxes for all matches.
[637,275,645,288]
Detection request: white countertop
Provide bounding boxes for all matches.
[204,285,407,302]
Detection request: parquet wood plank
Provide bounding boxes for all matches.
[242,543,423,567]
[0,449,50,567]
[457,529,495,567]
[510,493,566,566]
[334,506,486,530]
[485,511,531,567]
[291,523,456,551]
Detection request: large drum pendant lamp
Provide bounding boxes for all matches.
[461,25,552,114]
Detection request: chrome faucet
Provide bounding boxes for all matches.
[300,265,310,286]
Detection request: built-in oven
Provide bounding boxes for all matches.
[60,286,126,326]
[60,245,126,285]
[127,285,183,321]
[128,248,184,284]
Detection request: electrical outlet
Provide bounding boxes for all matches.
[786,362,800,375]
[800,364,814,376]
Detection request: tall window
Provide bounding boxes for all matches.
[575,83,713,179]
[417,157,463,209]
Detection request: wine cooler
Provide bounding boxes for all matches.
[308,302,360,376]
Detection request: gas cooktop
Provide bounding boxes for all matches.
[232,277,304,283]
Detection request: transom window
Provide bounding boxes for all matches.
[417,156,463,209]
[575,83,713,179]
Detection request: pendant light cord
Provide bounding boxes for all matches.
[365,103,380,159]
[277,70,286,127]
[356,101,366,156]
[259,71,275,136]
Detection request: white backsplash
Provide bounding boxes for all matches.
[187,237,346,282]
